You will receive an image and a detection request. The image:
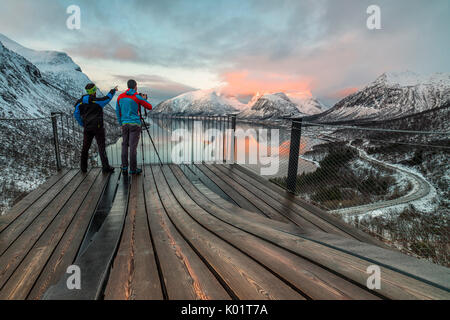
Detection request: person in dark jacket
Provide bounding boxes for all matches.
[116,79,153,175]
[74,83,118,173]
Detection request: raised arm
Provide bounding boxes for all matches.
[136,93,153,111]
[94,88,117,108]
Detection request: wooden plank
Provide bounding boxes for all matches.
[152,165,303,300]
[231,164,387,246]
[166,166,450,300]
[43,172,127,300]
[104,174,163,300]
[192,178,306,236]
[0,169,101,299]
[0,169,79,253]
[166,165,380,300]
[213,164,351,237]
[0,170,88,292]
[182,164,239,205]
[0,171,88,288]
[143,166,231,300]
[77,170,121,256]
[201,164,296,225]
[0,169,70,233]
[193,164,265,215]
[27,170,110,300]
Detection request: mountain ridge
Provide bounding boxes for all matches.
[154,88,326,118]
[239,92,305,120]
[0,33,90,98]
[0,35,117,215]
[313,71,450,122]
[154,88,243,115]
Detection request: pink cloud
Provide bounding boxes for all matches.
[329,87,360,99]
[220,70,313,98]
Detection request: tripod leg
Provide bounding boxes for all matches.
[140,116,164,165]
[141,125,145,175]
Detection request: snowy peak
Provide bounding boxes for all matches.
[247,92,326,116]
[0,33,82,73]
[0,35,110,118]
[248,92,263,106]
[239,92,303,120]
[0,33,90,98]
[315,71,450,122]
[0,39,73,116]
[0,40,42,85]
[290,96,326,115]
[374,71,450,88]
[154,88,242,115]
[252,92,292,109]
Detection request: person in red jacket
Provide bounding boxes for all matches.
[116,79,153,175]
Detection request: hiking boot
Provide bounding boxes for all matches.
[129,168,142,175]
[102,166,115,173]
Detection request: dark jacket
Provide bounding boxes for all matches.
[74,90,116,130]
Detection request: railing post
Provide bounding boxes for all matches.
[191,116,194,164]
[222,116,226,163]
[230,114,237,164]
[51,112,62,171]
[286,118,303,194]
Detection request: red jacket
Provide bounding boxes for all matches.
[116,89,152,125]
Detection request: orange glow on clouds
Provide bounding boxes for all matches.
[221,70,313,98]
[330,87,359,99]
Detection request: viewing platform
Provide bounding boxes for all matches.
[0,164,449,300]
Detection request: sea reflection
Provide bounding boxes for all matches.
[102,118,320,178]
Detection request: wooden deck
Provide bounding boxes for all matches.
[0,164,449,300]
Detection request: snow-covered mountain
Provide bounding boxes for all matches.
[238,92,305,120]
[314,71,450,122]
[0,33,90,98]
[290,96,326,115]
[0,33,116,117]
[0,35,118,215]
[154,89,243,115]
[0,40,74,117]
[154,88,326,119]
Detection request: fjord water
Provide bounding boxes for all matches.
[103,118,319,178]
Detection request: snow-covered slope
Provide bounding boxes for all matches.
[0,33,90,98]
[291,96,326,115]
[238,92,305,120]
[154,86,325,119]
[0,36,118,215]
[154,89,242,115]
[315,71,450,122]
[0,40,74,116]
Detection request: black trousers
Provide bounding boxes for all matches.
[81,127,110,171]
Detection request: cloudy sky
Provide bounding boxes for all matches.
[0,0,449,105]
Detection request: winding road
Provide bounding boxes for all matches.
[329,145,433,218]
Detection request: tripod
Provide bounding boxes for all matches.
[139,108,163,165]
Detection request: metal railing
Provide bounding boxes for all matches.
[270,113,449,266]
[1,108,448,266]
[50,112,121,170]
[0,111,120,215]
[0,114,60,215]
[99,114,237,166]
